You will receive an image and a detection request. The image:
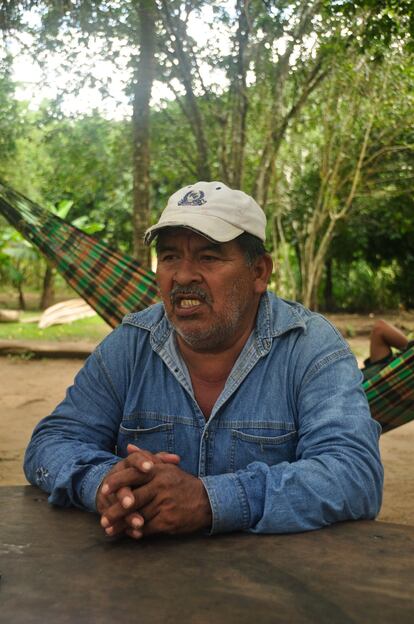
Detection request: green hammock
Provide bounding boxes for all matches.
[1,181,413,433]
[363,346,414,432]
[0,181,158,328]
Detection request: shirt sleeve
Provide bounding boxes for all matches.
[23,328,131,512]
[201,330,383,535]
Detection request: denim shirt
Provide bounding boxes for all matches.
[24,292,383,534]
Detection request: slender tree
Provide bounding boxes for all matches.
[279,52,414,308]
[132,0,157,263]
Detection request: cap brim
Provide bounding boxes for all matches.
[144,214,244,245]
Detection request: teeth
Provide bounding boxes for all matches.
[180,299,201,308]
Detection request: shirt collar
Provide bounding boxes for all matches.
[254,292,307,355]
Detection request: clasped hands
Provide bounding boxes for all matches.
[96,444,212,540]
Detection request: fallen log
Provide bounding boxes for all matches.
[0,309,20,322]
[0,339,94,359]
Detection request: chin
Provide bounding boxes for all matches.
[176,326,233,352]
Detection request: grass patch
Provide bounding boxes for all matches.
[0,314,112,342]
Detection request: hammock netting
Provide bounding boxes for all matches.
[0,182,158,328]
[1,180,413,432]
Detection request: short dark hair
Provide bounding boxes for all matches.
[234,232,267,266]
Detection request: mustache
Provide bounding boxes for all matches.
[169,285,212,305]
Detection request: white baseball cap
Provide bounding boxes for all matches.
[144,181,266,245]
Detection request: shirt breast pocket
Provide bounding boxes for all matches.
[229,429,297,472]
[117,422,175,457]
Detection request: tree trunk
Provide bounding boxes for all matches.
[132,0,156,266]
[17,284,26,311]
[323,257,335,312]
[40,263,55,310]
[228,0,250,188]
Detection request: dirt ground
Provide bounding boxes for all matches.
[1,332,413,526]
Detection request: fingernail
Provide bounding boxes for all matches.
[132,517,143,528]
[101,484,109,495]
[122,496,134,508]
[142,461,153,471]
[101,517,109,528]
[105,526,114,535]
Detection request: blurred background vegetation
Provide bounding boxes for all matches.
[1,0,414,314]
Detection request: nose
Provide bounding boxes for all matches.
[173,259,202,285]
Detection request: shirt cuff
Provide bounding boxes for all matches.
[200,473,251,534]
[80,459,119,512]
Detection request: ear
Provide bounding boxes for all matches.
[253,253,273,294]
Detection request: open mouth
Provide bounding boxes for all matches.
[170,290,210,314]
[180,299,201,308]
[170,287,210,315]
[176,297,203,310]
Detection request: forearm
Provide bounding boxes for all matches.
[24,338,129,510]
[24,421,119,511]
[201,446,383,534]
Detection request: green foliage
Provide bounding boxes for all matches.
[0,57,27,172]
[1,100,134,251]
[327,0,414,53]
[329,260,400,312]
[0,224,41,296]
[335,195,414,309]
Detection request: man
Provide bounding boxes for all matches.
[24,181,383,539]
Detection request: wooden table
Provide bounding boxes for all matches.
[1,486,413,624]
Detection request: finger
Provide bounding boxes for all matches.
[98,459,132,499]
[127,444,158,464]
[102,517,128,537]
[104,456,130,475]
[124,511,145,531]
[102,510,144,536]
[127,445,180,466]
[125,528,143,540]
[116,486,136,509]
[136,498,161,524]
[96,488,118,514]
[156,452,181,464]
[102,467,151,497]
[101,483,155,527]
[125,452,156,474]
[101,499,131,527]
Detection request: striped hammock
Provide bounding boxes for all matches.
[0,181,158,328]
[1,181,413,432]
[363,347,414,433]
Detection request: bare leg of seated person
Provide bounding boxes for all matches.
[369,319,409,363]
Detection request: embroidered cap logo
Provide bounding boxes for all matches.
[177,190,207,207]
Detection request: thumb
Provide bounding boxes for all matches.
[127,443,141,454]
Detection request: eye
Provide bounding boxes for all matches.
[200,254,219,262]
[159,253,178,262]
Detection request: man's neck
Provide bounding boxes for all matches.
[176,326,255,420]
[176,324,254,383]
